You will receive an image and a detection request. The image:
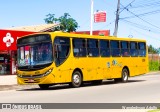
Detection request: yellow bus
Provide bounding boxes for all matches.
[17,32,148,89]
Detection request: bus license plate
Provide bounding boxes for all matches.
[28,79,34,82]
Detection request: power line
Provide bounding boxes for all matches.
[131,28,160,42]
[120,3,160,30]
[119,0,136,13]
[120,9,160,20]
[130,0,160,8]
[121,19,160,34]
[99,20,115,30]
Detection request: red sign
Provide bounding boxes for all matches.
[0,29,36,50]
[73,30,110,36]
[94,11,106,23]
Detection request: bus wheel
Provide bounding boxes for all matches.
[39,84,50,90]
[114,68,129,83]
[71,71,82,88]
[121,68,129,82]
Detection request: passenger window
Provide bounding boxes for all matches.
[121,41,130,57]
[87,39,99,57]
[54,37,70,66]
[130,42,138,57]
[110,40,120,57]
[73,38,86,57]
[100,40,110,57]
[138,42,146,57]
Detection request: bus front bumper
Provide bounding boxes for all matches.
[17,73,55,85]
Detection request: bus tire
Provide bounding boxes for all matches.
[39,84,50,90]
[70,71,82,88]
[114,68,129,83]
[121,68,129,82]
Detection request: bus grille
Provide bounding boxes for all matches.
[21,74,44,78]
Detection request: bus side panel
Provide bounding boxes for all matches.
[71,57,90,81]
[72,58,99,81]
[124,57,148,77]
[100,58,112,79]
[133,57,148,76]
[125,57,139,77]
[54,58,73,84]
[88,58,104,80]
[109,57,123,79]
[109,57,145,78]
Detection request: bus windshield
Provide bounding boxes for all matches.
[18,42,53,66]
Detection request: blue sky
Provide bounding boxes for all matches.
[0,0,160,48]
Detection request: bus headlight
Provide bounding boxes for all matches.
[17,74,23,78]
[42,68,53,77]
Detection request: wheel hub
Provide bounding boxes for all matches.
[123,72,128,81]
[73,74,80,84]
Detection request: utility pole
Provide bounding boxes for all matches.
[113,0,120,37]
[90,0,94,35]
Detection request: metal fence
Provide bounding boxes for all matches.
[148,54,160,61]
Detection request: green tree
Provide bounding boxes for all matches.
[148,45,158,53]
[44,14,58,24]
[44,13,78,32]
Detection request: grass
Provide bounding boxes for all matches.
[149,61,160,71]
[148,109,160,112]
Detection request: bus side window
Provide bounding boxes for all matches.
[110,40,120,57]
[73,38,87,57]
[54,37,70,66]
[138,42,146,57]
[87,39,99,57]
[130,42,138,57]
[100,40,110,57]
[121,41,130,57]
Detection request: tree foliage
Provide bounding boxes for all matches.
[44,13,78,32]
[148,45,158,53]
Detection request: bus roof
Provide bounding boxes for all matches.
[19,31,146,42]
[51,31,146,42]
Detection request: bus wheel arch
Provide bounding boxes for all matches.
[122,66,130,82]
[114,66,129,83]
[70,68,83,88]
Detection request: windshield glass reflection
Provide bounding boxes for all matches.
[18,42,53,66]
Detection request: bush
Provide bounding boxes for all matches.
[149,61,159,71]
